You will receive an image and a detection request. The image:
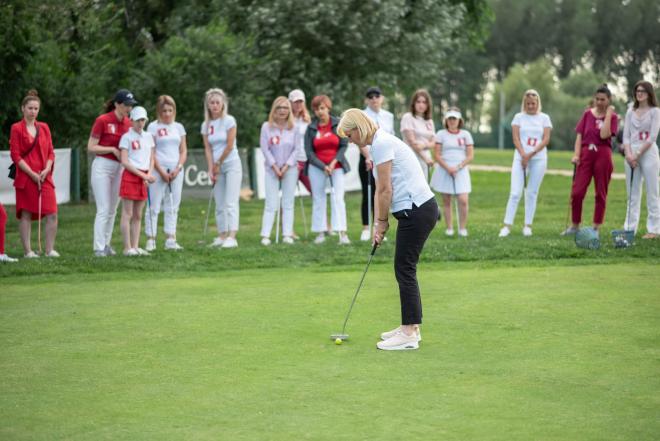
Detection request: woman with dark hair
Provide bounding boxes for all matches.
[88,89,137,256]
[400,89,436,181]
[563,84,619,236]
[9,90,59,257]
[622,80,660,239]
[305,95,350,245]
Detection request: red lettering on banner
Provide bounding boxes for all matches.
[107,124,116,134]
[131,140,140,150]
[527,137,538,147]
[158,128,168,137]
[640,131,650,141]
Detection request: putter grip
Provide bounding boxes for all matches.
[370,243,378,255]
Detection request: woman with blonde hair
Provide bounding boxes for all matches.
[202,88,242,248]
[259,96,300,245]
[401,89,436,180]
[499,89,553,237]
[145,95,188,251]
[338,109,438,351]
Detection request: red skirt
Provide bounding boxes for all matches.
[119,169,148,201]
[15,180,57,220]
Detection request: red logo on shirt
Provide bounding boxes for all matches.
[131,140,140,150]
[595,119,604,129]
[209,125,215,135]
[107,124,116,134]
[270,136,281,145]
[528,137,538,147]
[158,128,168,137]
[640,131,650,141]
[458,137,466,146]
[425,121,433,131]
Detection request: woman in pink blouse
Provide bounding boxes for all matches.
[400,89,436,181]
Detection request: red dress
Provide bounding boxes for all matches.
[9,120,57,220]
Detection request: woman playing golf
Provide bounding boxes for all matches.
[202,88,242,249]
[9,90,59,258]
[145,95,187,251]
[499,90,552,237]
[118,106,156,256]
[338,109,438,351]
[88,89,137,256]
[622,80,660,239]
[431,108,474,237]
[563,84,618,236]
[259,97,300,245]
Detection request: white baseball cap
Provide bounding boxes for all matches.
[130,106,148,121]
[444,110,462,120]
[288,89,305,102]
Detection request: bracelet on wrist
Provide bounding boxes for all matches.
[377,218,388,222]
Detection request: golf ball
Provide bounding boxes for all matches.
[335,338,342,345]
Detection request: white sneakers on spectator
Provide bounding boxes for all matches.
[338,233,351,245]
[0,254,18,263]
[314,233,326,244]
[210,237,225,247]
[561,226,578,236]
[165,238,183,250]
[282,236,294,244]
[377,330,420,351]
[498,226,511,237]
[380,326,421,342]
[458,229,468,237]
[45,250,60,258]
[24,251,39,258]
[261,237,271,246]
[123,248,139,256]
[221,237,238,248]
[360,229,370,241]
[136,248,150,256]
[522,226,533,237]
[445,229,454,236]
[145,239,156,251]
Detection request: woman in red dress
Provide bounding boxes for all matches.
[9,90,59,258]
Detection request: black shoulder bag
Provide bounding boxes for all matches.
[8,125,40,180]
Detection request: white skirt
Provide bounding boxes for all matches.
[430,163,471,194]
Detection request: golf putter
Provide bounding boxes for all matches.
[167,169,176,222]
[298,182,309,238]
[37,187,43,254]
[564,163,576,232]
[199,182,215,244]
[331,243,378,342]
[451,175,459,232]
[275,179,282,244]
[146,186,156,244]
[367,169,372,237]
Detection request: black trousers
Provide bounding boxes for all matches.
[359,155,376,226]
[392,197,439,325]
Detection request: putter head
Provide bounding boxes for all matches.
[330,334,349,341]
[575,227,601,250]
[611,229,634,249]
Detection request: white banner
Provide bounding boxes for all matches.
[253,143,362,199]
[0,148,71,205]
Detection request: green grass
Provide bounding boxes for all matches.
[1,264,658,440]
[1,150,658,440]
[472,147,629,172]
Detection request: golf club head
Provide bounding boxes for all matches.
[330,334,349,341]
[575,227,600,250]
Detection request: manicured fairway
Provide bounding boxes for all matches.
[2,263,658,440]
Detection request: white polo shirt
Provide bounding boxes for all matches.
[511,112,552,160]
[119,128,155,170]
[201,115,239,163]
[370,129,434,213]
[147,121,186,167]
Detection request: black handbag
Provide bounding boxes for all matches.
[8,125,39,179]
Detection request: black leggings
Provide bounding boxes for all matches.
[359,155,376,226]
[392,197,439,325]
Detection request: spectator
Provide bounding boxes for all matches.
[401,89,436,181]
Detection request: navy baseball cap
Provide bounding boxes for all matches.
[114,89,138,106]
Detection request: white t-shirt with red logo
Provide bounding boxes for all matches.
[200,115,239,163]
[435,129,474,164]
[511,112,553,160]
[147,121,186,168]
[119,128,155,170]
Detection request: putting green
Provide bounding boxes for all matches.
[1,263,658,440]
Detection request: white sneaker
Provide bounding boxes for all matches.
[380,326,421,342]
[376,331,419,351]
[165,238,183,250]
[0,254,18,263]
[210,237,225,247]
[458,229,468,237]
[136,248,151,256]
[94,250,107,257]
[561,226,578,236]
[145,239,156,251]
[360,229,370,241]
[45,250,60,258]
[314,233,326,244]
[282,236,294,244]
[123,248,139,256]
[498,226,510,237]
[338,234,351,245]
[522,226,533,237]
[221,237,238,248]
[104,245,117,256]
[445,229,454,236]
[261,237,271,246]
[24,251,39,258]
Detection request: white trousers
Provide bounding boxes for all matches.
[624,144,660,234]
[91,156,122,251]
[145,165,184,237]
[214,159,242,233]
[309,166,347,233]
[261,167,299,238]
[503,156,547,226]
